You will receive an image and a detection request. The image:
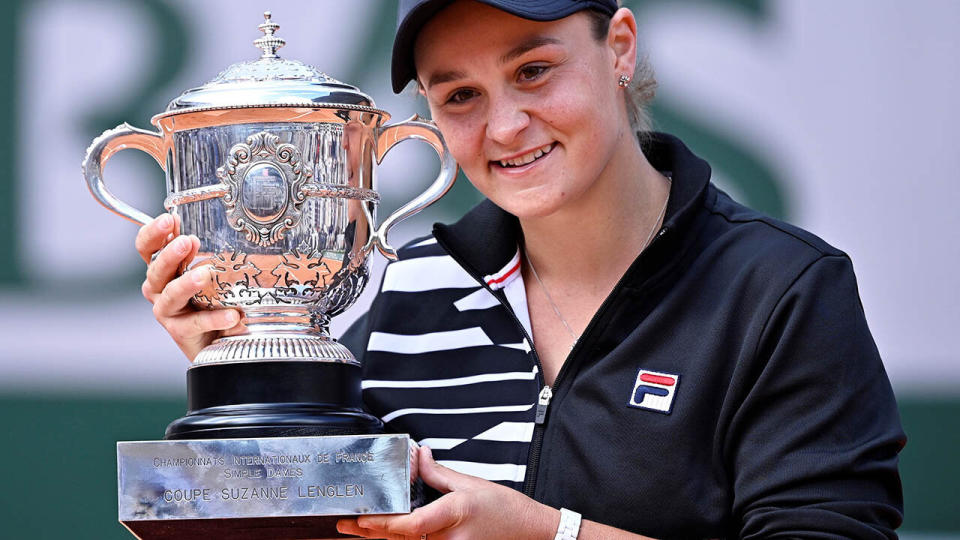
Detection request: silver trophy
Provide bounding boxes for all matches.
[82,12,455,539]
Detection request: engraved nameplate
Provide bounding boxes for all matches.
[117,434,410,522]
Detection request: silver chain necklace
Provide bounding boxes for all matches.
[524,185,670,348]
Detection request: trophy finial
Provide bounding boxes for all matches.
[254,10,285,59]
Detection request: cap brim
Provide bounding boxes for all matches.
[391,0,618,93]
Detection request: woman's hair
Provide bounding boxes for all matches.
[584,8,657,134]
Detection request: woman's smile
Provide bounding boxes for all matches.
[491,142,557,171]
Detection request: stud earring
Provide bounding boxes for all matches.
[618,74,631,88]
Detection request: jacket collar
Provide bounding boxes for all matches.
[432,132,712,281]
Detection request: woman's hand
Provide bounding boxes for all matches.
[136,213,243,361]
[337,446,557,540]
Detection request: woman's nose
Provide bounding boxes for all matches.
[485,96,530,145]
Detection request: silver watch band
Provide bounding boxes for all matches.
[554,507,582,540]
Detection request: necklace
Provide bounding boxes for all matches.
[524,184,670,348]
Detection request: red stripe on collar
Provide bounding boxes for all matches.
[484,249,521,290]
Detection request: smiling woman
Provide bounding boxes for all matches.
[409,2,664,226]
[135,0,906,538]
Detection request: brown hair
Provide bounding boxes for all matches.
[584,8,657,133]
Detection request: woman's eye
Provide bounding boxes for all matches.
[518,65,549,82]
[446,89,477,105]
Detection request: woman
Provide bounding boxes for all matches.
[136,1,905,538]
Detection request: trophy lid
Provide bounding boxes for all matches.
[162,11,377,115]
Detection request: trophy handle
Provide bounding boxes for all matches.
[82,122,166,226]
[374,114,458,260]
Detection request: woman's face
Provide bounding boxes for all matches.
[414,1,636,219]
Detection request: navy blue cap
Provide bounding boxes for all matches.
[391,0,619,93]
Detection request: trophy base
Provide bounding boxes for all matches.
[165,360,382,440]
[117,361,410,539]
[118,433,412,539]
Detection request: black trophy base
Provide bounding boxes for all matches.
[164,360,383,440]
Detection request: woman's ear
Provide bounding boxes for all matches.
[608,8,639,79]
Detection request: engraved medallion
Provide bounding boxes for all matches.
[219,132,311,247]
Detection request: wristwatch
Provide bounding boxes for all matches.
[554,507,582,540]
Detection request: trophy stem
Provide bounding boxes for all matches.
[240,307,331,335]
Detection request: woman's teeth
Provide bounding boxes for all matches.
[499,144,554,168]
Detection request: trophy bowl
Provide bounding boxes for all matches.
[82,12,456,441]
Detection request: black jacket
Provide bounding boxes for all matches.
[343,133,905,539]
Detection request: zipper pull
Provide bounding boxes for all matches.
[534,385,553,424]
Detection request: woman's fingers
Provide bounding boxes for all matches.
[135,213,234,362]
[157,309,240,361]
[142,236,199,301]
[417,446,476,494]
[160,308,241,345]
[344,446,550,540]
[135,213,176,264]
[346,447,477,536]
[153,267,213,319]
[149,266,242,361]
[335,520,395,539]
[355,492,463,536]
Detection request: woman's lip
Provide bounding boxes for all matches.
[490,142,557,168]
[489,143,557,174]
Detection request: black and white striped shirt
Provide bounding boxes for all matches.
[349,233,539,490]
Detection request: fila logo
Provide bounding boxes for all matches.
[628,369,679,414]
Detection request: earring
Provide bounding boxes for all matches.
[618,74,631,88]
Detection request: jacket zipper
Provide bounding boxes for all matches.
[434,227,670,500]
[524,385,552,497]
[520,226,671,498]
[431,236,550,496]
[534,385,553,424]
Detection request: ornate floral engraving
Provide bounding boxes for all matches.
[272,240,334,292]
[192,241,355,309]
[218,131,313,247]
[204,245,269,307]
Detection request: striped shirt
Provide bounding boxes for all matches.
[351,235,539,490]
